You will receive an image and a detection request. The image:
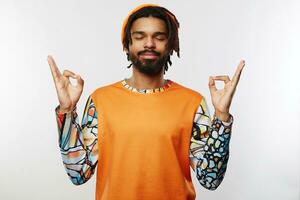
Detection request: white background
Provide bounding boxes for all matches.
[0,0,299,199]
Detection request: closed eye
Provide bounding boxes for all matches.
[134,36,144,40]
[156,36,166,41]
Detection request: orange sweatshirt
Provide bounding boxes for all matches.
[55,79,233,200]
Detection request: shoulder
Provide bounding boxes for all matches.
[171,80,204,102]
[90,80,122,99]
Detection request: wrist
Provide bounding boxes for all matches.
[58,105,75,114]
[214,110,231,122]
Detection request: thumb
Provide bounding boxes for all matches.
[208,76,217,94]
[63,70,76,79]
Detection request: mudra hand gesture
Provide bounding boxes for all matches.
[47,55,84,113]
[209,60,245,122]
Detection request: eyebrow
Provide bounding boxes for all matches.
[131,31,167,36]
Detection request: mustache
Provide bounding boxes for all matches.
[138,50,160,56]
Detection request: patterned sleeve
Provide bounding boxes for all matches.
[189,97,233,190]
[55,95,98,185]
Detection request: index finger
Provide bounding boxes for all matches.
[47,55,62,81]
[231,60,245,86]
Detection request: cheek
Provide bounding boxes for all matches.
[128,44,140,54]
[155,41,168,51]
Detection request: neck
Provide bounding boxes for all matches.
[127,67,166,89]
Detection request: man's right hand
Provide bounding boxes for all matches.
[48,55,84,113]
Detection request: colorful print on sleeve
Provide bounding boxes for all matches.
[189,97,233,190]
[55,95,98,185]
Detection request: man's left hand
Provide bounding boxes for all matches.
[208,60,245,122]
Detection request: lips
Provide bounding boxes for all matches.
[140,53,158,59]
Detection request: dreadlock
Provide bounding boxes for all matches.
[121,4,180,74]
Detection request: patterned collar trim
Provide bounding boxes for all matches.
[121,78,173,94]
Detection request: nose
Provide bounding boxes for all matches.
[144,37,156,49]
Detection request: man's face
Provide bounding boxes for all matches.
[126,16,169,76]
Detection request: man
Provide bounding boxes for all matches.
[48,4,244,200]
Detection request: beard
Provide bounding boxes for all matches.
[128,50,169,76]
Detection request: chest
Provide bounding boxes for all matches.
[98,96,196,144]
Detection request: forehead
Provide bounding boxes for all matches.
[130,16,167,34]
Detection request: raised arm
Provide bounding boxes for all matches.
[189,60,244,190]
[48,55,98,185]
